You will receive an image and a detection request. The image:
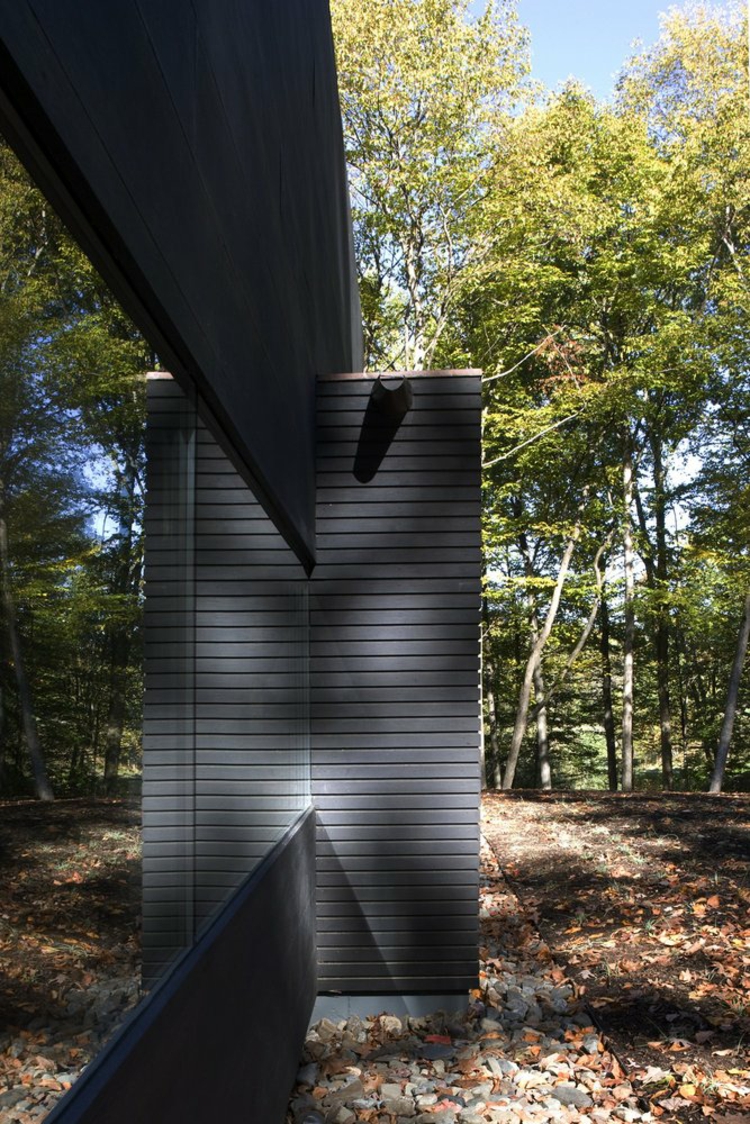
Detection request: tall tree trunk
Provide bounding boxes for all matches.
[481,589,501,789]
[529,535,612,728]
[709,590,750,794]
[674,623,690,786]
[503,515,582,789]
[103,630,131,794]
[621,449,635,793]
[650,435,673,789]
[404,235,426,370]
[655,627,673,788]
[0,682,6,794]
[485,683,502,789]
[0,512,53,801]
[533,658,552,790]
[517,522,553,791]
[600,595,618,791]
[102,463,139,795]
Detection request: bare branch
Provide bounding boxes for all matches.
[483,411,581,468]
[482,325,567,383]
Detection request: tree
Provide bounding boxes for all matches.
[710,592,750,792]
[48,257,147,793]
[0,141,75,799]
[502,507,583,789]
[475,43,747,788]
[332,1,750,792]
[0,137,147,797]
[330,0,528,369]
[618,0,750,789]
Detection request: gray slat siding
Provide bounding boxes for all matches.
[311,373,481,994]
[143,378,309,983]
[142,379,195,981]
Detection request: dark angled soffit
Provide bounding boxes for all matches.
[0,1,363,567]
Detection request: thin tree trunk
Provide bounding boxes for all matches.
[518,522,553,791]
[0,682,6,794]
[621,449,635,793]
[528,534,612,724]
[481,589,501,789]
[404,235,426,370]
[651,436,673,789]
[674,622,690,786]
[103,631,130,794]
[600,595,618,791]
[655,624,673,788]
[0,513,53,801]
[709,590,750,794]
[485,683,502,789]
[533,658,552,790]
[502,515,583,790]
[102,463,139,795]
[67,737,82,788]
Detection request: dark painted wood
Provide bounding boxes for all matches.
[45,811,316,1124]
[311,373,482,994]
[143,376,310,981]
[0,0,362,563]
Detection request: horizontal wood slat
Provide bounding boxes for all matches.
[312,372,481,993]
[143,379,310,983]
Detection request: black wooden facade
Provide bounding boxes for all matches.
[142,371,482,999]
[0,0,360,563]
[143,375,311,983]
[0,3,484,1122]
[312,373,482,994]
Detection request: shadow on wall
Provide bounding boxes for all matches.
[353,377,413,483]
[315,821,393,992]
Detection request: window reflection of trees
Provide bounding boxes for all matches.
[0,134,147,1120]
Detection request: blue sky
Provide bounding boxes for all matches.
[516,0,666,99]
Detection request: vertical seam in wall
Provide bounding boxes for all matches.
[189,399,197,946]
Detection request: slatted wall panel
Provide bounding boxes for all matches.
[143,376,196,982]
[143,377,310,984]
[192,421,310,927]
[311,372,482,994]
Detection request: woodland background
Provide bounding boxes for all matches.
[0,0,748,800]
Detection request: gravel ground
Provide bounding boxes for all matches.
[286,839,648,1124]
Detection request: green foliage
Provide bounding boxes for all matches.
[338,0,750,791]
[331,0,529,368]
[0,137,146,798]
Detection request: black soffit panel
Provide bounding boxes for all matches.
[0,0,362,566]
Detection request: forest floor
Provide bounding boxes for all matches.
[0,799,140,1123]
[289,792,750,1124]
[481,791,750,1122]
[0,794,748,1123]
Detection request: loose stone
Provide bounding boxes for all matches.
[549,1084,594,1109]
[383,1097,416,1116]
[327,1078,364,1104]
